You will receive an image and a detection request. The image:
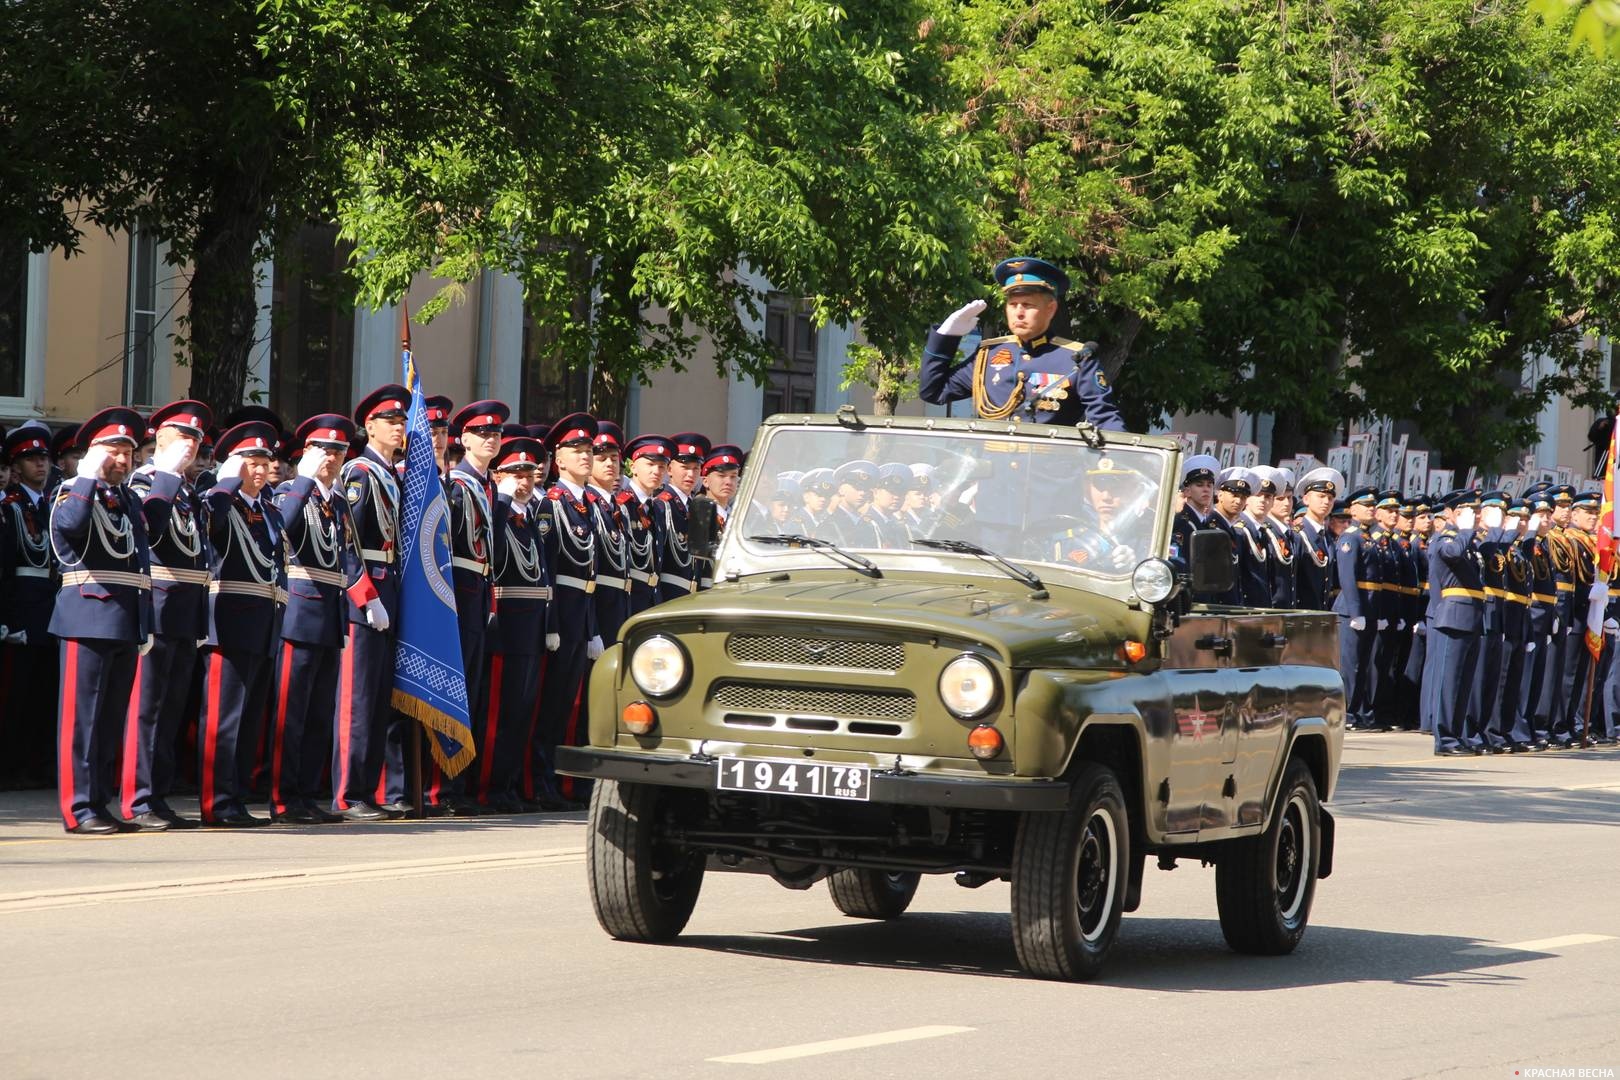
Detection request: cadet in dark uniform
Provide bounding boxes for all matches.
[791,469,835,537]
[1398,496,1436,732]
[1251,467,1296,608]
[1213,468,1266,606]
[119,401,212,829]
[587,422,633,642]
[1497,498,1535,749]
[621,435,671,614]
[1335,488,1383,730]
[1293,468,1341,611]
[1516,488,1557,748]
[479,435,559,812]
[920,257,1124,430]
[869,464,916,549]
[196,421,285,826]
[332,385,407,821]
[50,409,160,833]
[698,444,746,575]
[1427,493,1486,754]
[1370,491,1415,729]
[270,415,369,824]
[1,423,61,788]
[828,461,882,548]
[654,433,707,601]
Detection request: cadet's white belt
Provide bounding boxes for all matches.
[595,575,629,593]
[288,565,346,588]
[150,565,210,585]
[452,556,488,575]
[493,585,552,601]
[61,569,150,591]
[210,580,280,601]
[631,570,659,588]
[15,566,51,579]
[554,574,596,594]
[360,547,394,564]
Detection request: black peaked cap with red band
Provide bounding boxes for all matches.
[624,434,675,463]
[150,400,213,439]
[545,412,597,454]
[52,424,80,458]
[76,407,146,452]
[494,437,545,471]
[451,399,509,436]
[594,420,624,450]
[425,394,454,427]
[354,384,410,426]
[702,444,744,474]
[668,432,710,462]
[4,423,52,460]
[297,413,357,449]
[216,420,280,459]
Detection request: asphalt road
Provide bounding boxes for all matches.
[3,733,1618,1080]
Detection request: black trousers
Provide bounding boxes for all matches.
[333,621,394,811]
[56,638,136,829]
[197,646,273,821]
[531,638,587,799]
[270,639,341,813]
[475,650,544,804]
[120,633,198,818]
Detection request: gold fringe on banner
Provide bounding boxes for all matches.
[392,690,477,777]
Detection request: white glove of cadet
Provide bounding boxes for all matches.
[1413,621,1425,635]
[497,475,522,499]
[546,633,561,652]
[139,634,154,658]
[363,598,391,632]
[1606,618,1619,635]
[1108,544,1136,570]
[587,635,605,660]
[1592,582,1610,604]
[1553,617,1560,635]
[937,299,988,337]
[215,454,249,483]
[1526,640,1536,653]
[152,437,194,476]
[1396,619,1406,632]
[78,444,112,482]
[296,447,328,480]
[1349,616,1366,631]
[6,628,27,645]
[1376,619,1390,631]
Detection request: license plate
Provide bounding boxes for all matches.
[715,757,870,801]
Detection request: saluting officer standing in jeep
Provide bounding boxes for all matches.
[920,257,1125,431]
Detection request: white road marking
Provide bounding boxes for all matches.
[0,848,585,913]
[709,1026,974,1065]
[1456,933,1616,957]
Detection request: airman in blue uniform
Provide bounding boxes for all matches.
[1397,496,1435,731]
[1427,492,1486,754]
[1293,468,1341,611]
[1214,467,1266,606]
[1335,487,1383,730]
[921,257,1124,430]
[1467,491,1512,751]
[790,469,835,537]
[828,460,882,549]
[1496,498,1535,750]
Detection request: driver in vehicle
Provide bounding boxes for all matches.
[790,468,835,537]
[1044,456,1158,571]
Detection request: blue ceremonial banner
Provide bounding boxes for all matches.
[390,319,476,776]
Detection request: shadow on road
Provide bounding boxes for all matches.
[675,912,1548,989]
[1333,762,1620,828]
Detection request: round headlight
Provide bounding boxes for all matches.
[1132,557,1177,605]
[630,635,687,698]
[939,655,999,719]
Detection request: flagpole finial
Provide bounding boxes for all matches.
[400,299,413,351]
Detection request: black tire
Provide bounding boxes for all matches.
[1216,758,1320,955]
[586,779,704,942]
[1010,762,1130,981]
[827,869,921,919]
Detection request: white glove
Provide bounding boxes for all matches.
[363,598,391,632]
[1591,582,1610,603]
[296,448,327,480]
[1553,617,1560,635]
[8,629,26,645]
[1396,619,1406,631]
[1377,619,1389,631]
[1349,616,1366,631]
[1526,640,1536,653]
[1606,618,1619,634]
[1413,621,1425,635]
[138,634,154,657]
[937,299,988,337]
[497,475,521,498]
[546,633,561,652]
[587,635,604,660]
[153,438,194,475]
[216,454,248,482]
[1108,544,1135,570]
[79,444,112,481]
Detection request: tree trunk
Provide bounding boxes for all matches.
[590,363,629,427]
[184,154,271,413]
[1098,310,1144,381]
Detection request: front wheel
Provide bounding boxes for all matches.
[1010,763,1129,981]
[586,779,705,942]
[828,869,920,919]
[1215,758,1320,954]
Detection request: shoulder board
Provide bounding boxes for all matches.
[584,488,601,503]
[979,334,1016,346]
[1,492,20,505]
[614,490,635,505]
[1048,336,1098,355]
[546,486,566,500]
[657,491,674,502]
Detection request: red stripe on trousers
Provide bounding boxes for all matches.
[426,752,442,804]
[374,761,388,807]
[270,641,295,814]
[560,682,585,797]
[335,630,356,810]
[200,652,223,822]
[477,655,504,804]
[57,642,80,829]
[119,654,145,819]
[521,655,548,799]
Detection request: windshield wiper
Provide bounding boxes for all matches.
[747,534,883,578]
[912,538,1047,597]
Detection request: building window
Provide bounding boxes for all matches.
[124,226,161,406]
[270,224,355,424]
[762,293,817,419]
[520,302,589,423]
[0,243,26,400]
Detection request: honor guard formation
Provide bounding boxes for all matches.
[3,254,1610,834]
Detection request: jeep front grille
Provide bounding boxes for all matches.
[711,681,917,721]
[726,634,905,672]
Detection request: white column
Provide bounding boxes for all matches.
[726,264,769,441]
[1532,352,1560,469]
[488,271,524,407]
[815,322,856,413]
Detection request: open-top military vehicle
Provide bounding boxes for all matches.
[557,410,1342,981]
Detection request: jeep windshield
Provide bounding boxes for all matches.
[733,423,1169,580]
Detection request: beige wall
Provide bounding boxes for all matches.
[41,235,136,420]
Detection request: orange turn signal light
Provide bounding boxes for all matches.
[622,701,657,735]
[967,724,1004,760]
[1121,640,1148,664]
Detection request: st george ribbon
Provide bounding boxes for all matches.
[390,308,475,775]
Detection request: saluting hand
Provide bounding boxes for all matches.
[937,299,988,337]
[79,445,112,482]
[497,475,522,499]
[216,454,249,482]
[296,448,329,481]
[153,437,195,476]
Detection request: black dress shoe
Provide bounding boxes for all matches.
[1508,743,1531,753]
[210,809,268,828]
[379,802,414,818]
[271,805,323,825]
[1434,747,1466,757]
[67,816,120,835]
[302,802,343,823]
[339,802,389,822]
[151,805,201,829]
[422,801,451,818]
[1482,745,1505,755]
[127,811,172,832]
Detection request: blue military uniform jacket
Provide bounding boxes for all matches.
[277,476,366,649]
[489,494,555,656]
[1331,523,1380,621]
[828,504,881,550]
[1425,527,1484,633]
[341,448,403,626]
[655,485,698,600]
[129,466,210,641]
[1476,527,1510,635]
[1264,517,1296,607]
[540,481,600,641]
[1524,532,1557,637]
[1234,512,1272,606]
[1294,516,1334,611]
[1,483,58,640]
[48,474,161,643]
[201,478,285,654]
[920,329,1125,429]
[448,462,502,642]
[588,484,632,640]
[617,486,661,615]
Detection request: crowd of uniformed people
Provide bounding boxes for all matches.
[1170,455,1620,755]
[0,393,750,833]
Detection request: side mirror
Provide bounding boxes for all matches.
[688,496,720,560]
[1189,528,1234,596]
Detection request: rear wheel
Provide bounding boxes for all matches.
[828,869,920,919]
[1215,758,1320,954]
[587,779,705,941]
[1010,763,1129,981]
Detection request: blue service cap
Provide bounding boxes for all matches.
[833,460,879,489]
[993,256,1069,298]
[801,468,835,494]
